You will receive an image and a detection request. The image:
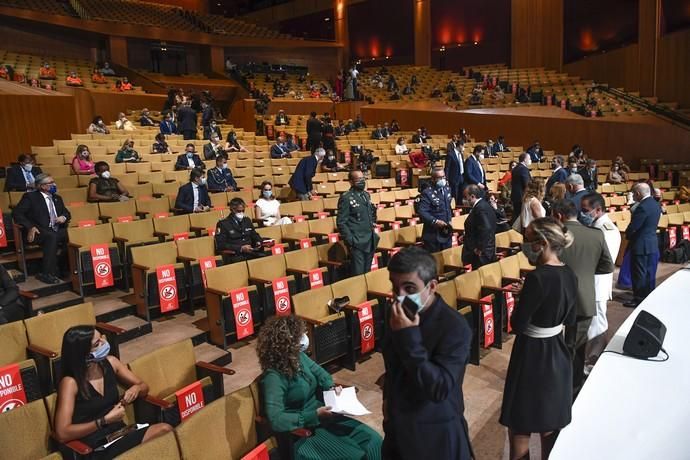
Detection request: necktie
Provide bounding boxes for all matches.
[47,196,58,230]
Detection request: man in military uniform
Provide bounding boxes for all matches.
[215,197,265,263]
[337,170,379,275]
[416,168,453,252]
[580,192,621,371]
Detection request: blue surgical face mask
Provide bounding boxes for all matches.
[299,333,309,352]
[186,152,193,158]
[262,190,272,199]
[48,184,58,195]
[396,283,430,314]
[436,178,447,188]
[579,210,595,227]
[87,340,111,363]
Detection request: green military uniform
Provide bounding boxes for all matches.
[262,352,382,460]
[336,186,379,275]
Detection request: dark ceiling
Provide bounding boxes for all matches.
[208,0,293,16]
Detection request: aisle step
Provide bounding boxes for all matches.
[107,315,153,344]
[30,290,84,313]
[19,275,73,297]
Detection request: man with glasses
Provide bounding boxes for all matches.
[12,174,70,284]
[5,154,43,191]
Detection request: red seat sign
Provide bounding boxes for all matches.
[0,363,27,413]
[328,233,339,243]
[230,287,254,339]
[370,254,379,271]
[91,244,114,289]
[78,220,96,228]
[357,302,375,354]
[481,298,494,348]
[272,277,291,316]
[271,244,285,255]
[241,443,269,460]
[299,238,312,249]
[0,211,7,248]
[668,228,677,249]
[116,216,133,223]
[308,269,324,289]
[505,291,515,333]
[175,380,204,422]
[198,256,217,288]
[157,265,179,313]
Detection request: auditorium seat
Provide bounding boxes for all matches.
[24,302,126,392]
[247,254,298,318]
[175,236,223,301]
[130,242,190,320]
[115,431,180,460]
[127,339,232,426]
[153,214,193,240]
[135,196,172,219]
[0,397,63,460]
[66,223,125,295]
[204,262,263,348]
[0,321,43,404]
[284,246,330,291]
[98,200,139,223]
[454,270,499,365]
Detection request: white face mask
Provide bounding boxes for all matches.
[299,333,309,352]
[235,212,245,220]
[199,178,207,186]
[100,170,111,179]
[221,163,228,169]
[22,163,33,172]
[478,154,485,160]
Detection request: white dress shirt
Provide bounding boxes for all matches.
[192,183,199,209]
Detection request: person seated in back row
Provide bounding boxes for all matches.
[175,144,205,170]
[115,138,140,163]
[175,168,210,214]
[88,161,130,203]
[207,156,237,192]
[203,133,226,160]
[5,154,43,192]
[91,68,107,84]
[39,62,56,79]
[215,198,266,263]
[66,71,83,87]
[139,108,157,127]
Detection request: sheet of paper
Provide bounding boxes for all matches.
[100,424,149,449]
[323,387,371,416]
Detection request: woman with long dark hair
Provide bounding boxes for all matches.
[258,315,382,459]
[54,326,172,459]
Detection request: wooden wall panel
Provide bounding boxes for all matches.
[360,105,690,167]
[657,28,690,108]
[0,93,78,165]
[638,0,659,96]
[225,47,340,80]
[563,44,641,91]
[511,0,563,70]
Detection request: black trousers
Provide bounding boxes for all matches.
[632,252,656,303]
[449,181,463,204]
[182,129,197,140]
[350,246,374,276]
[462,250,494,269]
[511,199,522,223]
[423,237,451,254]
[35,227,67,276]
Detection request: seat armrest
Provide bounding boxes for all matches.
[113,236,130,244]
[177,255,196,263]
[27,344,58,358]
[502,277,522,284]
[249,276,272,285]
[131,263,150,272]
[457,296,492,306]
[153,231,169,238]
[144,394,174,409]
[135,211,149,218]
[321,260,343,267]
[484,285,517,294]
[19,290,38,300]
[368,290,394,299]
[221,249,237,256]
[67,242,83,249]
[99,215,112,223]
[196,361,236,375]
[205,287,228,296]
[53,436,93,455]
[295,314,326,326]
[95,322,126,335]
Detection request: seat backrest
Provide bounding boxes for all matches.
[292,285,334,320]
[67,202,101,226]
[0,397,52,459]
[279,201,302,217]
[205,262,250,291]
[176,236,215,260]
[128,339,197,399]
[0,320,28,366]
[284,247,319,271]
[189,209,225,229]
[135,197,171,216]
[24,302,96,353]
[116,431,181,460]
[436,280,458,307]
[395,226,417,244]
[67,224,114,248]
[331,275,368,305]
[377,230,396,249]
[364,268,392,296]
[307,217,335,234]
[130,241,179,268]
[301,199,324,214]
[454,270,482,300]
[495,231,510,249]
[176,387,258,460]
[247,254,286,280]
[98,200,137,220]
[280,221,309,239]
[257,225,282,243]
[499,254,521,279]
[113,218,155,242]
[153,214,191,236]
[478,262,503,289]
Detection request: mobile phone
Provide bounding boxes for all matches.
[400,296,419,321]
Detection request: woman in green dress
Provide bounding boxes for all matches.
[257,315,382,460]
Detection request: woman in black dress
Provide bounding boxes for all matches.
[500,217,577,460]
[54,326,172,459]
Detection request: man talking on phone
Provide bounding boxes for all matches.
[382,247,473,459]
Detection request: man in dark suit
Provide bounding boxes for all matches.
[203,134,226,160]
[274,110,290,126]
[444,135,464,202]
[416,168,453,252]
[371,124,385,140]
[177,101,197,140]
[289,148,323,200]
[461,184,497,268]
[492,135,510,155]
[624,182,662,307]
[383,247,473,460]
[174,168,211,214]
[5,154,43,192]
[552,199,614,397]
[175,144,205,171]
[201,102,214,129]
[511,153,532,222]
[545,155,568,195]
[159,113,177,135]
[215,197,265,263]
[565,173,588,213]
[580,159,598,191]
[139,108,156,127]
[464,145,486,190]
[270,136,292,159]
[12,174,70,284]
[526,141,544,162]
[305,111,323,152]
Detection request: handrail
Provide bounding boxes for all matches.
[595,84,690,130]
[69,0,89,20]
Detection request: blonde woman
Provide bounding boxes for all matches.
[518,178,546,232]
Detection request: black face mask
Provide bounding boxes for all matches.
[354,180,366,190]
